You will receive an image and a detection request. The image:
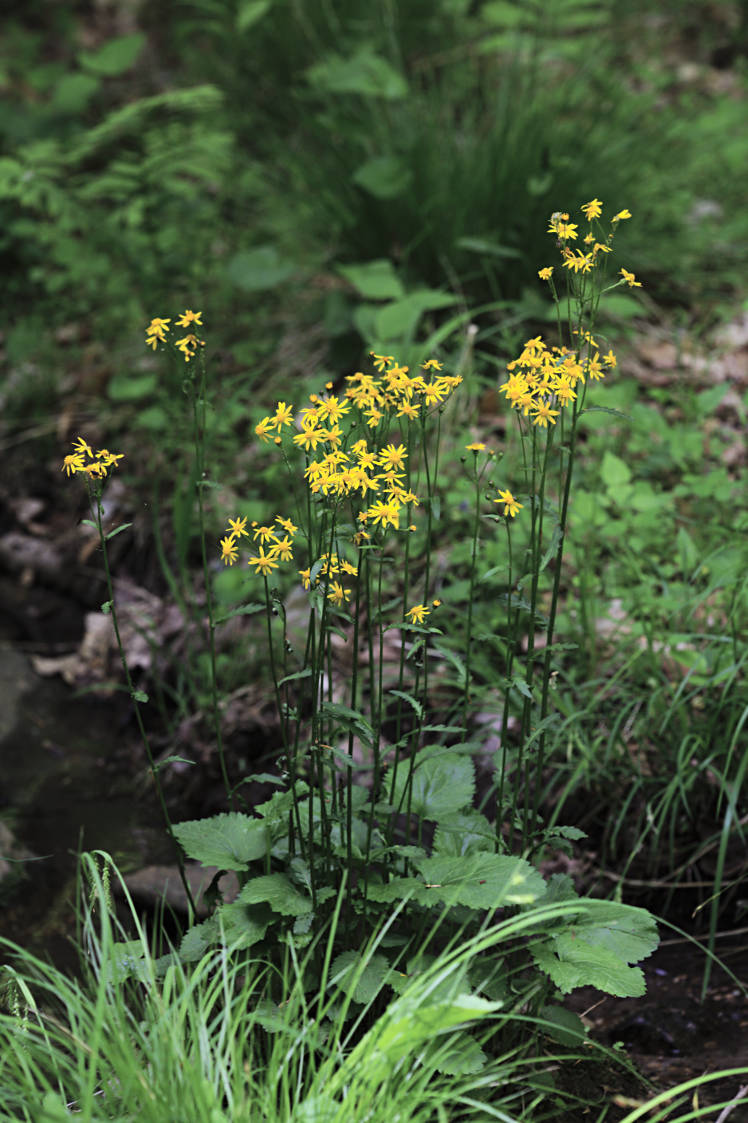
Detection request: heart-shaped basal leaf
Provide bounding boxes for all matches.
[390,747,475,821]
[330,951,392,1005]
[173,813,268,871]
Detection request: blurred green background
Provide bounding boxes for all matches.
[1,0,745,427]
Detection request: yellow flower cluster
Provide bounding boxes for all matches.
[500,336,614,427]
[221,356,461,601]
[145,310,206,362]
[220,514,298,576]
[61,437,124,479]
[541,201,641,286]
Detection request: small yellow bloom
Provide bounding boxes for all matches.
[299,568,312,590]
[421,359,443,371]
[620,267,642,288]
[220,535,239,566]
[255,416,275,442]
[538,267,553,281]
[370,352,394,372]
[228,516,249,538]
[327,580,350,606]
[379,443,407,471]
[465,442,486,452]
[275,515,298,535]
[176,309,203,328]
[494,489,523,518]
[248,548,279,576]
[406,603,430,625]
[603,350,617,368]
[273,401,294,429]
[268,535,293,562]
[581,198,603,220]
[612,209,632,222]
[61,453,85,476]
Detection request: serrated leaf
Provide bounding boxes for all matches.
[388,689,423,718]
[531,934,646,997]
[217,900,273,949]
[415,853,546,908]
[237,873,312,916]
[435,1037,486,1075]
[531,900,659,996]
[179,917,219,963]
[433,810,495,857]
[338,259,404,300]
[173,813,268,870]
[367,877,431,905]
[330,951,391,1004]
[391,748,474,820]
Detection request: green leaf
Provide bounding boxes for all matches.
[433,810,495,857]
[531,901,659,996]
[105,522,132,540]
[415,853,546,909]
[539,1005,588,1046]
[307,49,408,99]
[226,246,296,292]
[456,236,522,260]
[173,813,268,870]
[237,873,312,916]
[435,1037,486,1075]
[338,259,404,300]
[330,951,391,1004]
[179,917,219,963]
[391,748,474,820]
[352,156,411,199]
[78,33,146,77]
[101,600,112,614]
[236,0,271,32]
[600,450,632,489]
[374,288,458,341]
[215,603,267,624]
[131,690,148,704]
[154,755,195,772]
[108,373,157,402]
[388,689,423,719]
[217,900,273,949]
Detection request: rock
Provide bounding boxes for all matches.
[120,862,239,917]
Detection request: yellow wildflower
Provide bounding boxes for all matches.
[494,489,523,518]
[176,309,203,328]
[220,535,239,566]
[612,209,632,222]
[228,516,250,538]
[620,267,642,288]
[581,198,603,220]
[405,603,430,624]
[248,548,279,576]
[538,267,553,281]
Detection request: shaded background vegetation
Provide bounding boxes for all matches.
[0,0,746,951]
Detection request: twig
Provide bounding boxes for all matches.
[715,1084,748,1123]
